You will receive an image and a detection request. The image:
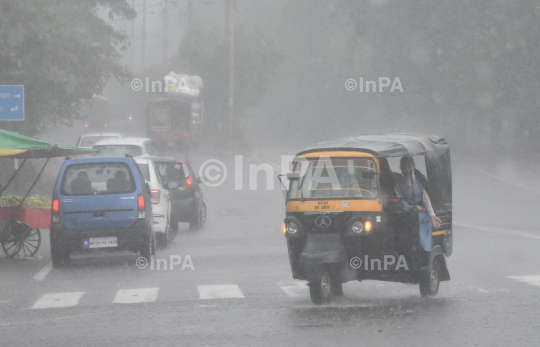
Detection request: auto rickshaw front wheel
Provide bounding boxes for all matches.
[419,257,441,296]
[309,269,333,305]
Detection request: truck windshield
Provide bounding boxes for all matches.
[288,158,378,199]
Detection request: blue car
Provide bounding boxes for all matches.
[50,157,154,267]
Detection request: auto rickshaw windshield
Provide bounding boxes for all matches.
[288,157,378,199]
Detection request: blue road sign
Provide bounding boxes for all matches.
[0,86,24,121]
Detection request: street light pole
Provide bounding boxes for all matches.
[188,0,193,24]
[225,0,235,135]
[142,0,146,70]
[131,0,135,67]
[163,1,169,66]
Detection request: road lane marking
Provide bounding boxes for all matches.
[454,222,540,240]
[278,282,308,298]
[507,275,540,288]
[31,292,85,309]
[32,261,53,281]
[198,284,245,299]
[1,312,109,327]
[113,288,159,304]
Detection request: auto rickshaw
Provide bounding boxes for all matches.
[281,134,452,304]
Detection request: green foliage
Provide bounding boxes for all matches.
[0,0,135,135]
[0,195,51,209]
[173,23,283,123]
[335,0,540,152]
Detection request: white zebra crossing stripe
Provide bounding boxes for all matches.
[278,282,308,298]
[113,288,159,304]
[508,275,540,287]
[32,261,53,281]
[32,292,85,309]
[198,285,245,299]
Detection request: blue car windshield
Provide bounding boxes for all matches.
[60,162,136,196]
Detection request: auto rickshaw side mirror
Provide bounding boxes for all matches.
[287,172,301,181]
[277,175,288,200]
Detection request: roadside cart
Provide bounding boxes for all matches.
[0,129,93,258]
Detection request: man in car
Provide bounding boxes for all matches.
[107,171,131,193]
[71,171,93,195]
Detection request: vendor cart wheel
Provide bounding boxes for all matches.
[419,257,441,297]
[1,220,41,258]
[309,270,333,305]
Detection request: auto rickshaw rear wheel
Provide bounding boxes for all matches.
[309,270,333,305]
[419,257,440,296]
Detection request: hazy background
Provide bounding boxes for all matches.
[2,0,540,161]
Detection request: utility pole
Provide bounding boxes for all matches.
[188,0,193,24]
[225,0,235,135]
[131,0,136,67]
[163,1,169,66]
[142,0,146,70]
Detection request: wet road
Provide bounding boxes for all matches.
[1,149,540,346]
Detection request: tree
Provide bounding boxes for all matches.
[0,0,135,135]
[173,23,283,126]
[336,0,540,154]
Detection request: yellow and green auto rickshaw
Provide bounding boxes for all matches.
[281,134,453,304]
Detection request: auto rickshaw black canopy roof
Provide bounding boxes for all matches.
[299,133,447,158]
[299,134,452,211]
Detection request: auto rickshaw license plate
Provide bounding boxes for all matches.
[167,141,175,146]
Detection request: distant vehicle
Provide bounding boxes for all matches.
[50,157,155,267]
[145,73,204,152]
[76,133,121,149]
[153,157,206,232]
[92,137,162,158]
[146,97,203,152]
[80,95,142,134]
[135,157,172,247]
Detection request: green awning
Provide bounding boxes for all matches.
[0,129,95,158]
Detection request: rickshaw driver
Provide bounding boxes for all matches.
[395,156,441,252]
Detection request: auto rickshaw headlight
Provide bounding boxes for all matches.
[286,221,299,235]
[284,216,303,238]
[352,221,364,234]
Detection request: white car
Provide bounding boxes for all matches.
[76,133,121,148]
[135,158,172,247]
[92,137,162,158]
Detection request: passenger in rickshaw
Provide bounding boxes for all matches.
[379,158,400,199]
[395,157,441,253]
